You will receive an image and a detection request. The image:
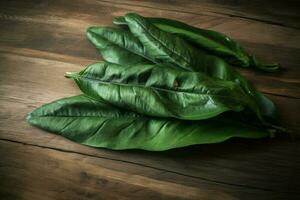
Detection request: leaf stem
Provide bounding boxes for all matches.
[65,72,78,78]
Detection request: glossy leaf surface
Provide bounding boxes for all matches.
[114,13,278,121]
[86,26,148,65]
[27,95,270,151]
[66,62,262,120]
[123,13,219,72]
[114,14,279,72]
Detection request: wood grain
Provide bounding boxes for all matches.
[0,0,299,98]
[0,140,240,200]
[105,0,300,29]
[0,0,299,199]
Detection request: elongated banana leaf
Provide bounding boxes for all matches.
[27,95,270,151]
[66,62,262,120]
[114,14,279,72]
[86,26,148,65]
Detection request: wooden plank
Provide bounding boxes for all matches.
[0,0,299,49]
[104,0,300,29]
[0,52,299,198]
[2,0,298,29]
[1,0,299,52]
[0,140,240,200]
[0,0,299,98]
[0,1,299,199]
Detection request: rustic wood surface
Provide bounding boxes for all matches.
[0,0,299,199]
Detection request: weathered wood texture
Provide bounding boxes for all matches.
[0,0,299,200]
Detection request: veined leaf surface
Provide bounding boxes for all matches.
[114,13,278,122]
[27,95,270,151]
[123,13,220,72]
[66,62,260,120]
[114,14,279,72]
[86,26,148,65]
[86,14,278,122]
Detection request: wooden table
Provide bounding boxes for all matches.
[0,1,299,199]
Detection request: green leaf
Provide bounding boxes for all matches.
[123,13,217,72]
[86,26,148,65]
[115,13,278,122]
[66,62,262,121]
[27,95,270,151]
[114,15,280,72]
[86,14,277,123]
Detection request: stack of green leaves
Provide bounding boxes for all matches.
[27,13,282,151]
